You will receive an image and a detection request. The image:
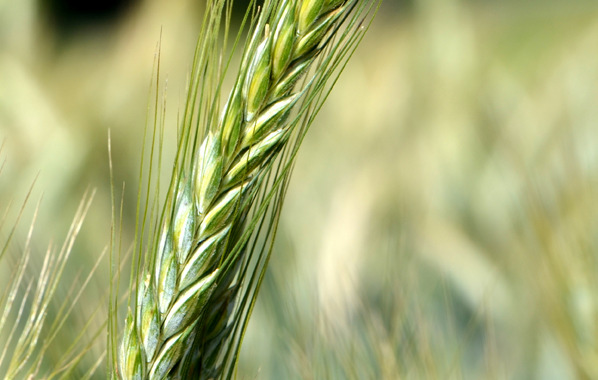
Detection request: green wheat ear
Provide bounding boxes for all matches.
[115,0,378,378]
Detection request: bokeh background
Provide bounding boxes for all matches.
[2,0,598,378]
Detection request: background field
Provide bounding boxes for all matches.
[1,0,598,378]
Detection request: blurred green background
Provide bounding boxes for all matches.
[2,0,598,378]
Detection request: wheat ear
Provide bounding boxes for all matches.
[118,0,363,378]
